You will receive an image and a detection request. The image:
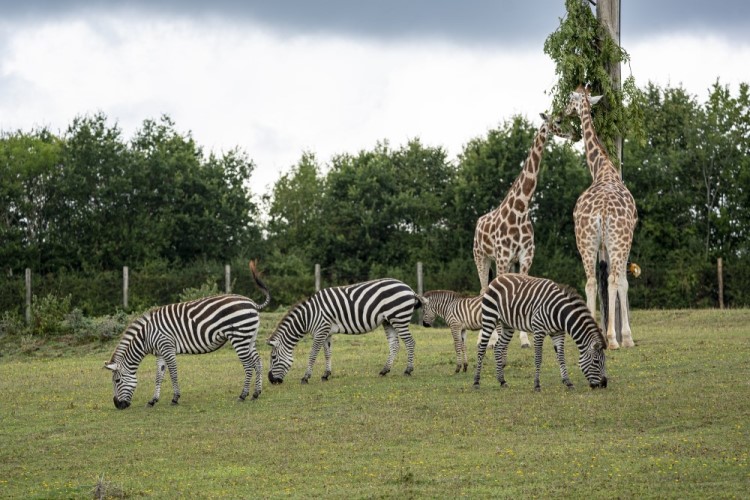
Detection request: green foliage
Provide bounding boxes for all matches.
[1,310,748,497]
[544,0,645,159]
[177,278,222,302]
[31,293,72,337]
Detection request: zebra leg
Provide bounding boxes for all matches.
[396,326,416,376]
[148,357,167,407]
[494,328,512,387]
[230,335,262,401]
[162,351,181,405]
[303,330,328,384]
[460,329,468,372]
[473,329,490,388]
[380,325,400,376]
[450,326,463,373]
[551,333,574,389]
[533,333,545,392]
[321,336,332,381]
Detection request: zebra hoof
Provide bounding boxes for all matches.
[472,383,481,390]
[534,386,541,392]
[463,364,468,372]
[379,369,390,376]
[252,391,260,400]
[454,366,461,374]
[146,399,157,407]
[403,368,413,376]
[301,377,309,384]
[321,371,331,381]
[171,400,179,406]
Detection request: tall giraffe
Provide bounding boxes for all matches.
[561,84,638,349]
[473,113,576,348]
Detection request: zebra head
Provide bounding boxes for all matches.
[420,295,436,327]
[266,338,293,384]
[104,361,137,409]
[579,338,608,389]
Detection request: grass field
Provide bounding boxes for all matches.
[1,309,748,499]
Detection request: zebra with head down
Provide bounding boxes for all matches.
[474,273,608,391]
[267,278,422,385]
[104,261,270,409]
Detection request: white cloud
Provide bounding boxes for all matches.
[1,14,748,197]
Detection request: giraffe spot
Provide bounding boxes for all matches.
[521,177,535,196]
[514,198,526,212]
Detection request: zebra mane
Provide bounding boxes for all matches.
[267,300,305,341]
[109,313,150,363]
[424,290,477,300]
[558,284,607,346]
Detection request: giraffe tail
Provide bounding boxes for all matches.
[598,258,609,331]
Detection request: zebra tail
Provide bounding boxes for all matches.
[249,260,271,310]
[598,258,609,332]
[413,294,425,310]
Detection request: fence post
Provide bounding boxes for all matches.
[25,268,31,325]
[416,262,424,324]
[315,264,321,292]
[717,257,724,310]
[123,266,129,311]
[225,264,232,294]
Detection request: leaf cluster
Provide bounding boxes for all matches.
[543,0,645,159]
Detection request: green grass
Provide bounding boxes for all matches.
[1,309,748,498]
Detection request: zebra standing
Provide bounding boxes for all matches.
[267,278,422,384]
[420,290,500,373]
[474,273,607,391]
[104,261,271,409]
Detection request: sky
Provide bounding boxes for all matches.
[2,1,749,196]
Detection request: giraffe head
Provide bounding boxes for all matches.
[541,112,581,142]
[564,84,603,118]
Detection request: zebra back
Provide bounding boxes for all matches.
[422,290,483,330]
[484,275,605,347]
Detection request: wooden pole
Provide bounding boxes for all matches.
[315,264,321,292]
[25,268,32,325]
[123,266,129,311]
[597,0,623,168]
[225,264,231,294]
[717,257,724,309]
[416,262,424,324]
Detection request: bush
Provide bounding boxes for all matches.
[31,293,72,337]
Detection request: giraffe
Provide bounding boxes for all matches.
[473,113,577,348]
[559,84,638,349]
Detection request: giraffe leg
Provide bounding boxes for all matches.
[517,247,534,348]
[474,252,492,293]
[460,329,468,372]
[606,272,621,349]
[618,272,635,348]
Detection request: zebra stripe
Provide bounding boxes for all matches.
[474,273,607,391]
[104,262,270,409]
[267,278,421,384]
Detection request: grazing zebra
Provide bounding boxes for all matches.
[420,290,500,373]
[474,273,607,391]
[267,278,422,384]
[104,261,270,409]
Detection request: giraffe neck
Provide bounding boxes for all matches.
[579,98,616,181]
[506,121,549,208]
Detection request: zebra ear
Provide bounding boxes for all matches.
[104,362,118,371]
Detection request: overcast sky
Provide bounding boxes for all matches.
[2,1,749,195]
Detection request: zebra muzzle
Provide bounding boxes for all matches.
[268,372,284,384]
[113,397,131,410]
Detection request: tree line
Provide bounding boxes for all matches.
[1,81,749,316]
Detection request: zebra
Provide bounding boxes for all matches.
[473,273,607,391]
[266,278,422,384]
[420,290,500,373]
[104,261,271,409]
